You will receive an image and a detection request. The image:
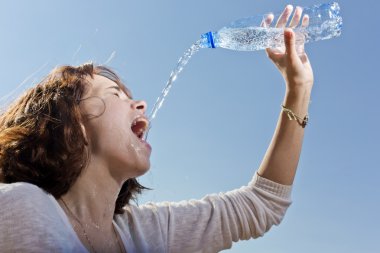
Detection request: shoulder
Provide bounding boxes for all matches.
[0,182,61,233]
[0,181,44,194]
[0,183,86,252]
[0,182,53,212]
[0,181,48,198]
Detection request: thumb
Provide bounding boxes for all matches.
[284,28,297,59]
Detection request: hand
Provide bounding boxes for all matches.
[262,5,314,91]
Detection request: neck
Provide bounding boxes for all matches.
[59,158,122,231]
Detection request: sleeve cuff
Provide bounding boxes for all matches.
[249,172,293,199]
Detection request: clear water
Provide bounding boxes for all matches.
[215,18,341,52]
[214,11,342,51]
[216,27,302,51]
[144,39,204,140]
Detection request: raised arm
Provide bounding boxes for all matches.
[258,6,314,185]
[121,7,314,253]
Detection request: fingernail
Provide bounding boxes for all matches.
[286,5,293,11]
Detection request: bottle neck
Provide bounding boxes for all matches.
[201,31,216,48]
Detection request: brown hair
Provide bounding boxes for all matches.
[0,63,147,214]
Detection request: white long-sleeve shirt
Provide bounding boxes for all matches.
[0,173,292,253]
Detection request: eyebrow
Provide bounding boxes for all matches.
[106,86,121,91]
[106,85,133,99]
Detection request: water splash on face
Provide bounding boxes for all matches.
[130,143,142,153]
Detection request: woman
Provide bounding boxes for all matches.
[0,6,313,253]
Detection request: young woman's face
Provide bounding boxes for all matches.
[80,74,151,181]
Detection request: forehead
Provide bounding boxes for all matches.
[87,74,133,98]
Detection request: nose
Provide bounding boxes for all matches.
[132,100,147,114]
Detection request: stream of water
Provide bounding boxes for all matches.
[144,39,206,140]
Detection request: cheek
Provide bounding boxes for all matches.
[87,114,132,151]
[104,117,132,143]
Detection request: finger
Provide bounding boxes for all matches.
[276,5,293,28]
[265,48,282,62]
[299,52,309,64]
[284,28,298,59]
[265,48,274,59]
[289,6,303,28]
[301,14,309,27]
[295,14,309,55]
[260,13,274,28]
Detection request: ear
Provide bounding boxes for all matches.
[80,123,89,145]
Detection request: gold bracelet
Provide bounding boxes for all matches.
[281,105,309,128]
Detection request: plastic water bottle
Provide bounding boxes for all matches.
[200,2,342,51]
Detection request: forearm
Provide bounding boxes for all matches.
[257,87,311,185]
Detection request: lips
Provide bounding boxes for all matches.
[131,116,149,140]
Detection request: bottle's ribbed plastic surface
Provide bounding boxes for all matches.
[201,2,342,51]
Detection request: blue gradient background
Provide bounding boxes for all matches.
[0,0,378,252]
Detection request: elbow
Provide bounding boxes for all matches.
[252,203,291,238]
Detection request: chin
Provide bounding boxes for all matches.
[136,162,151,177]
[126,161,151,179]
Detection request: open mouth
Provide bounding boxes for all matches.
[131,116,149,140]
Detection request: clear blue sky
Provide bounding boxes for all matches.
[0,0,378,252]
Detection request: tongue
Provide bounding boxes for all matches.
[131,121,146,137]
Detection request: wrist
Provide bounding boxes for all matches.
[283,88,311,115]
[285,87,312,102]
[286,80,313,92]
[286,78,313,92]
[281,104,309,128]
